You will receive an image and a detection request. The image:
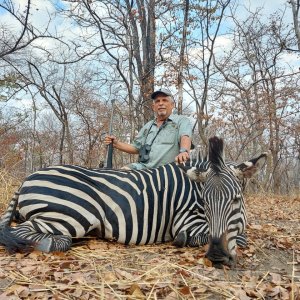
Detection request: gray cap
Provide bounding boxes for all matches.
[151,88,173,99]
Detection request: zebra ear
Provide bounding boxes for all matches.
[232,152,268,179]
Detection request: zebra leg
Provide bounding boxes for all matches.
[35,235,72,253]
[0,221,72,253]
[174,231,247,248]
[15,221,72,252]
[13,209,26,224]
[173,231,209,247]
[236,233,247,248]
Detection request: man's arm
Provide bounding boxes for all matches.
[179,135,191,152]
[174,115,193,163]
[176,135,192,163]
[104,135,139,154]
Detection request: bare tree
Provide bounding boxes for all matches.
[2,54,75,165]
[182,0,231,147]
[289,0,300,50]
[69,84,108,167]
[212,7,300,193]
[56,0,157,126]
[0,0,299,195]
[177,0,190,115]
[0,0,62,58]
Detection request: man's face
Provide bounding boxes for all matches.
[152,94,174,119]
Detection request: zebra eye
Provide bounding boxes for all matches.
[232,196,241,205]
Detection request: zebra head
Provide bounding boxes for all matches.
[185,136,268,267]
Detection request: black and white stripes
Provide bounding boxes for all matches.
[0,163,206,252]
[184,137,268,266]
[0,137,268,267]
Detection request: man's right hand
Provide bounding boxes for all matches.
[104,135,117,145]
[104,135,139,155]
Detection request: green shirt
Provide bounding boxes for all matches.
[129,114,192,170]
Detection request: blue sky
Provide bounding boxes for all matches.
[0,0,298,117]
[0,0,292,25]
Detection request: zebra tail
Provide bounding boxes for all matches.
[0,191,20,228]
[0,225,35,254]
[0,192,34,253]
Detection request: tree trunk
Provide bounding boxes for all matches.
[290,0,300,50]
[177,0,189,115]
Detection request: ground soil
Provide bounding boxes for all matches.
[0,194,299,299]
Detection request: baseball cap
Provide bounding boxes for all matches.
[151,88,173,99]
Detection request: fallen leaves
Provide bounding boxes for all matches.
[127,283,145,299]
[0,195,299,299]
[178,285,191,296]
[203,257,213,267]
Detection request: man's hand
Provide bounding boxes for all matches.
[104,136,139,155]
[104,135,117,146]
[175,151,190,164]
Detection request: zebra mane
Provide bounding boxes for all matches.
[189,148,207,162]
[208,136,225,170]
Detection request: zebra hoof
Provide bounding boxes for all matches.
[35,238,53,253]
[173,231,187,247]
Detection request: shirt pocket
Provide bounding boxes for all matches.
[145,131,156,145]
[159,127,177,144]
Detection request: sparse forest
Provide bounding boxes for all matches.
[0,0,299,299]
[0,0,299,194]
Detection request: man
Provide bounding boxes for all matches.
[104,88,192,169]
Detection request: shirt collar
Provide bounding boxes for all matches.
[153,113,176,125]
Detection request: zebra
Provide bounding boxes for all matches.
[0,137,267,267]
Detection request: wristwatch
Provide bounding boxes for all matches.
[179,147,188,153]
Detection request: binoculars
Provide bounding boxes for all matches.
[138,144,151,163]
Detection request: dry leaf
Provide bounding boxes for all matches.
[164,291,178,299]
[69,289,83,298]
[203,257,213,267]
[262,224,278,233]
[194,286,207,293]
[268,285,289,298]
[15,285,30,298]
[234,288,251,300]
[127,283,145,299]
[176,269,190,277]
[0,278,13,289]
[29,284,47,291]
[179,285,191,295]
[249,224,262,230]
[103,272,117,282]
[53,271,64,281]
[0,293,11,300]
[270,272,282,285]
[56,284,70,291]
[115,268,135,280]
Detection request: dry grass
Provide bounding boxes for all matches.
[0,169,20,211]
[0,172,299,299]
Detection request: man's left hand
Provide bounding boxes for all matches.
[175,152,190,164]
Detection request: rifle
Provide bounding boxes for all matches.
[104,99,116,168]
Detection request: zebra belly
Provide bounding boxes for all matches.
[102,226,174,245]
[18,193,102,238]
[102,204,174,245]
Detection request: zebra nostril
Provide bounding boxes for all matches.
[205,253,235,268]
[205,244,235,267]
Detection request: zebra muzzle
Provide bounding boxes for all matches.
[205,235,236,268]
